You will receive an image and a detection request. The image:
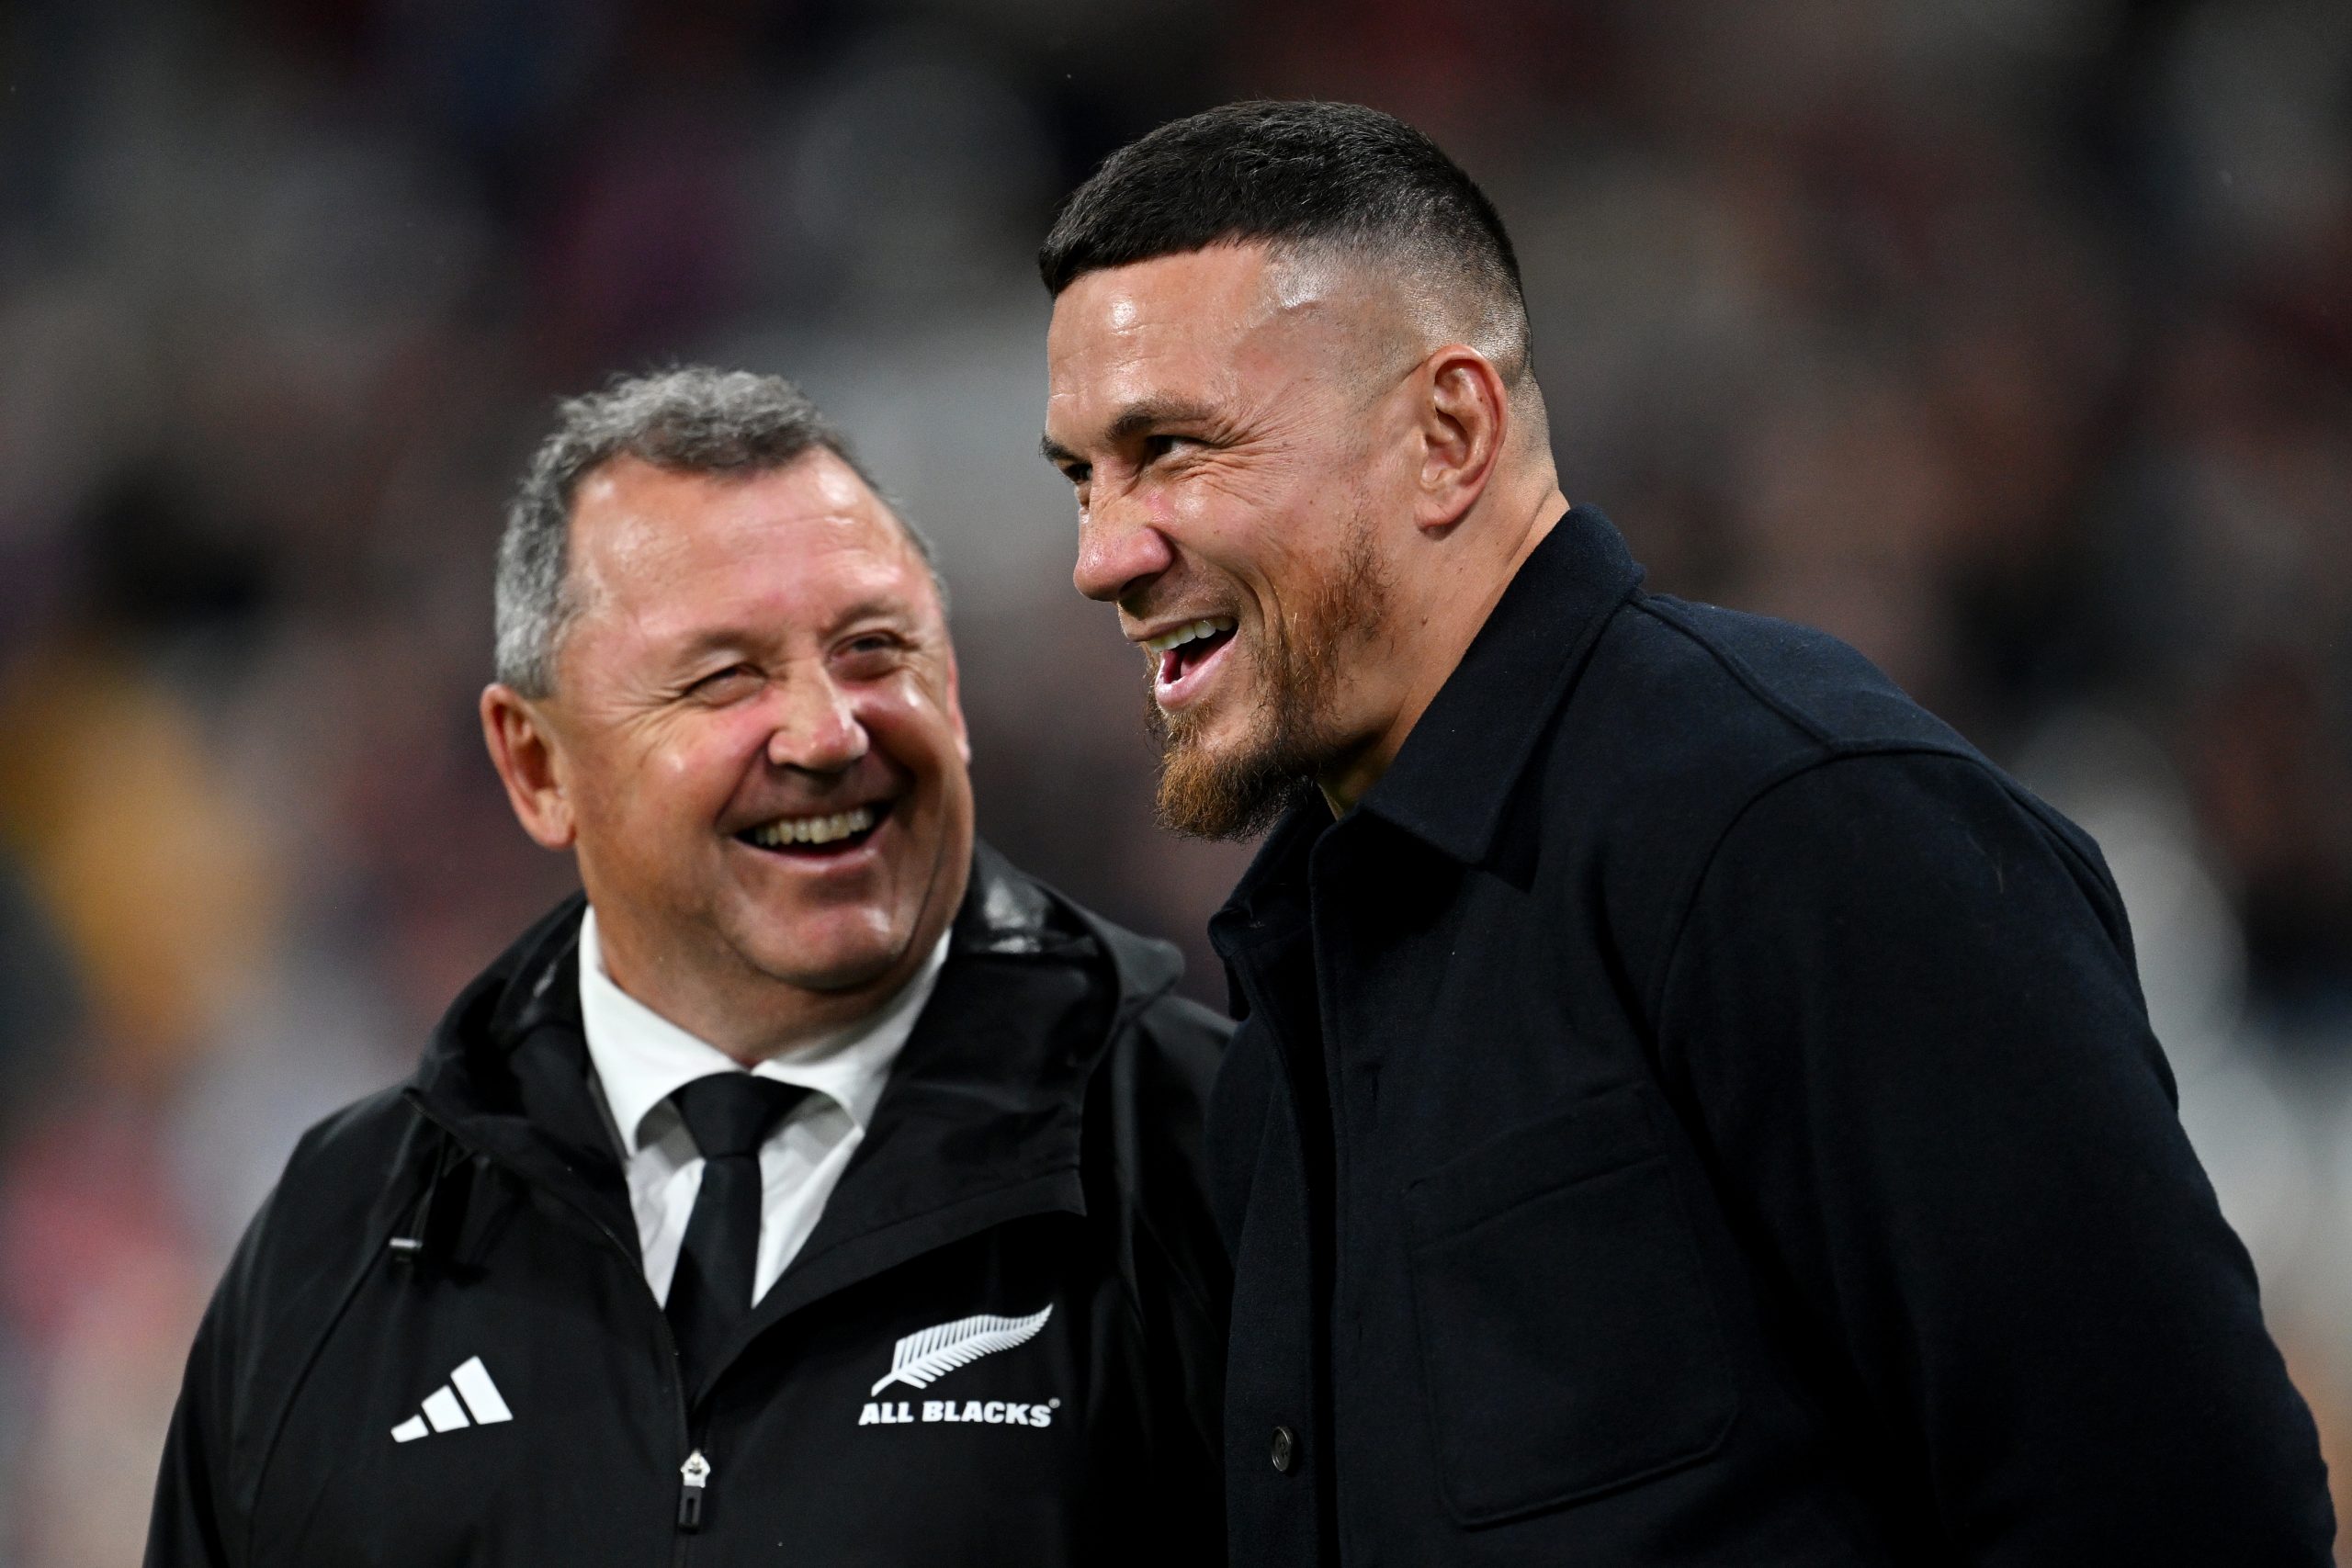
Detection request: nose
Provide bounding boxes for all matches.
[1072,501,1176,605]
[765,671,869,774]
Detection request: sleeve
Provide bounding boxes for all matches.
[145,1156,296,1568]
[144,1284,240,1567]
[1655,750,2334,1565]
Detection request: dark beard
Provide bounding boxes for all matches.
[1147,525,1389,840]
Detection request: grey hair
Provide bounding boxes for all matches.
[493,366,944,697]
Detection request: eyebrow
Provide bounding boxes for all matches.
[659,626,757,677]
[661,597,920,669]
[1040,396,1221,468]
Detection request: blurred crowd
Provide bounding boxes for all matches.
[1,1,2347,1561]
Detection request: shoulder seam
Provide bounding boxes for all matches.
[1631,595,1838,747]
[1641,742,1991,1030]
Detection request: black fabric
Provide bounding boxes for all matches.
[145,845,1233,1567]
[1207,507,2334,1566]
[664,1074,811,1391]
[1400,1086,1736,1523]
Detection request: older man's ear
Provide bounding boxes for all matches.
[481,682,577,851]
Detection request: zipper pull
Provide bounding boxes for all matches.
[677,1450,711,1531]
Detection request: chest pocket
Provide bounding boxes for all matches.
[1401,1083,1736,1526]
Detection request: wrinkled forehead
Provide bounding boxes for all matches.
[569,453,936,625]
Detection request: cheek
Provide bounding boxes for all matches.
[1176,458,1350,587]
[1174,456,1296,533]
[861,685,969,798]
[622,714,768,818]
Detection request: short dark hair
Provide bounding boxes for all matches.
[495,367,942,698]
[1039,101,1529,377]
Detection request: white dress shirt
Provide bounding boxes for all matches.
[576,908,949,1308]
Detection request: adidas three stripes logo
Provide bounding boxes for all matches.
[390,1356,514,1442]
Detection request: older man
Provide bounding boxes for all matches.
[1040,102,2332,1566]
[146,369,1228,1566]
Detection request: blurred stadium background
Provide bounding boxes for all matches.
[1,0,2348,1560]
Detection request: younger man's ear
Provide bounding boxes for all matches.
[481,684,577,851]
[1415,345,1511,535]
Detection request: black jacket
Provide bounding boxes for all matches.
[1208,509,2332,1567]
[147,846,1231,1566]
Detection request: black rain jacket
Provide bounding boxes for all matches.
[1208,508,2333,1567]
[147,845,1231,1566]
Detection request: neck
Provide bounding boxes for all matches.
[590,912,949,1066]
[1317,480,1570,817]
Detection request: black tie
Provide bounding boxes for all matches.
[664,1073,810,1391]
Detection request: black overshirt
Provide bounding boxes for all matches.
[1208,507,2333,1566]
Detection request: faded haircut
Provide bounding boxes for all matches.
[1038,100,1532,385]
[493,366,942,698]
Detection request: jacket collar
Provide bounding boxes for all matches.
[415,838,1170,1097]
[1217,505,1641,936]
[406,841,1182,1359]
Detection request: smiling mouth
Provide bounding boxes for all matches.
[734,801,892,857]
[1145,616,1238,688]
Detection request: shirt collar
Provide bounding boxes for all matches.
[576,907,950,1155]
[1217,506,1642,931]
[1352,503,1641,864]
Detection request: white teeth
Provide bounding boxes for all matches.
[1141,616,1238,654]
[749,805,876,848]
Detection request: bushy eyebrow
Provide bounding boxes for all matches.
[1041,396,1221,468]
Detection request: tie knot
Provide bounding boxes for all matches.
[670,1073,810,1160]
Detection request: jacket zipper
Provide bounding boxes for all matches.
[677,1450,711,1529]
[403,1101,708,1559]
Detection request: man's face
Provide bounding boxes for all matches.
[538,452,972,1005]
[1045,243,1406,837]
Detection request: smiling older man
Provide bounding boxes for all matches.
[145,368,1230,1567]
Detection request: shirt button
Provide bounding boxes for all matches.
[1270,1425,1296,1473]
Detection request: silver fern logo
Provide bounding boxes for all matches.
[870,1305,1053,1395]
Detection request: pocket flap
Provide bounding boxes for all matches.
[1399,1083,1736,1526]
[1404,1083,1657,1243]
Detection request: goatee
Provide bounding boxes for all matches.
[1148,526,1390,840]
